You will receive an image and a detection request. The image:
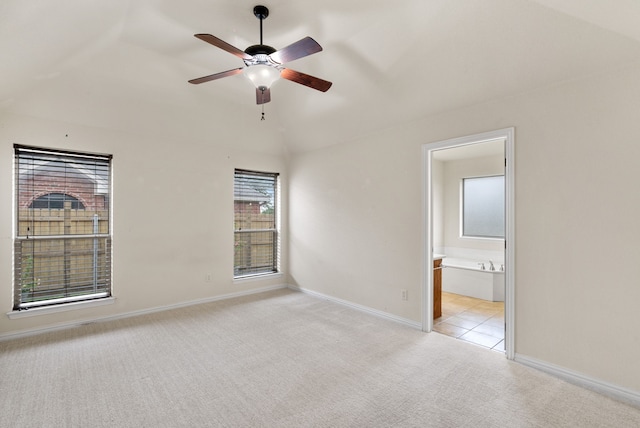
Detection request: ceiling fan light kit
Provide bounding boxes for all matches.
[243,65,280,91]
[189,4,331,118]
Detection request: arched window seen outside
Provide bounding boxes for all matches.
[29,193,85,210]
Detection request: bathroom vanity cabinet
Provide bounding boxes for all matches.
[434,258,442,319]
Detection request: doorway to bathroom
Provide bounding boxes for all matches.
[422,128,515,359]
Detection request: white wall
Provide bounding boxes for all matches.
[288,138,422,321]
[0,113,287,336]
[441,155,505,255]
[289,61,640,392]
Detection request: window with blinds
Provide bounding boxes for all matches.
[234,169,279,278]
[14,145,112,310]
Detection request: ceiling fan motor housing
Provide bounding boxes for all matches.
[245,44,276,57]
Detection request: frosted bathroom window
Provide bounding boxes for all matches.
[462,175,504,239]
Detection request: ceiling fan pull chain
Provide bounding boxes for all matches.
[259,87,267,120]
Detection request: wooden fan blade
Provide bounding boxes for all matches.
[280,68,332,92]
[188,68,243,84]
[256,88,271,104]
[269,36,322,64]
[194,34,252,60]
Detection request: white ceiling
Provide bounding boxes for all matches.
[2,0,640,154]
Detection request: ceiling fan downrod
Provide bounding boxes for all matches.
[254,5,269,46]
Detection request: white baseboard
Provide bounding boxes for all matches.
[288,284,422,330]
[0,284,288,342]
[515,353,640,408]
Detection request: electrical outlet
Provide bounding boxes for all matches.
[401,289,408,301]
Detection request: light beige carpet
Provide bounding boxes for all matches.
[1,289,639,427]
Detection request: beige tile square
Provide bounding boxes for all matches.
[484,315,505,327]
[443,303,471,314]
[457,311,491,324]
[469,306,502,317]
[435,314,456,324]
[456,295,480,303]
[443,316,480,330]
[440,310,458,319]
[475,301,502,309]
[492,340,505,352]
[432,322,469,338]
[472,323,504,339]
[458,331,503,349]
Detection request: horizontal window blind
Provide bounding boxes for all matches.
[234,169,279,278]
[14,145,112,310]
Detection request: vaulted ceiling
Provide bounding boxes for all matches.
[2,0,640,154]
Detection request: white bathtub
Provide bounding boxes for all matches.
[441,257,505,302]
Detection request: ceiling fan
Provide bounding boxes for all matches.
[189,5,332,106]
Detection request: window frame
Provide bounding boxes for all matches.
[460,174,505,240]
[13,145,113,311]
[233,169,280,279]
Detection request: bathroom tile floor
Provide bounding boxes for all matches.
[434,292,505,352]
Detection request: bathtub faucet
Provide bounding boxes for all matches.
[488,260,495,271]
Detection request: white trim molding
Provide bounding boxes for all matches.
[516,353,640,408]
[288,284,422,330]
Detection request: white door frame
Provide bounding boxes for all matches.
[421,128,515,359]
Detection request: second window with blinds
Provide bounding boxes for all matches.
[233,169,279,278]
